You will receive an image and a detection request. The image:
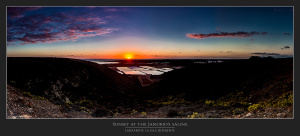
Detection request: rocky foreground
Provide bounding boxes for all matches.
[7,84,293,119]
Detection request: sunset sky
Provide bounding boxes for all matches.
[7,7,293,59]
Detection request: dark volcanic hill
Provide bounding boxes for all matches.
[139,58,293,102]
[7,57,141,106]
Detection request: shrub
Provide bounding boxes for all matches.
[23,92,33,98]
[213,91,250,107]
[232,108,245,115]
[141,112,147,115]
[141,112,147,117]
[275,91,293,107]
[114,112,119,117]
[131,109,138,115]
[23,92,48,101]
[247,90,293,112]
[65,101,74,107]
[205,100,215,106]
[248,104,261,112]
[147,94,190,105]
[187,112,204,118]
[79,106,91,113]
[76,100,94,109]
[33,96,47,100]
[262,91,293,108]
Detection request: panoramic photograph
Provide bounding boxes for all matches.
[7,7,293,119]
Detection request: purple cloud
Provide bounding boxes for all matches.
[7,7,42,18]
[7,9,117,45]
[187,31,268,39]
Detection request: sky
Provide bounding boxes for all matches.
[7,7,293,59]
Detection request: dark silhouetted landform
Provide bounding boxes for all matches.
[7,57,293,118]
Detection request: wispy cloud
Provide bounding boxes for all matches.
[220,51,233,53]
[186,31,268,39]
[281,46,290,49]
[251,52,280,55]
[216,27,221,32]
[105,8,118,12]
[7,9,117,45]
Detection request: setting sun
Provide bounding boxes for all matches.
[125,54,133,60]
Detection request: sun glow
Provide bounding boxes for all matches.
[125,54,133,60]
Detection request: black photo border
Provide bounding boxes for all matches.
[0,0,298,136]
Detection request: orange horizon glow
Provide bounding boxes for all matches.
[8,41,291,59]
[7,50,260,60]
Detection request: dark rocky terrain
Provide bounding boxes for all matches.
[7,57,293,118]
